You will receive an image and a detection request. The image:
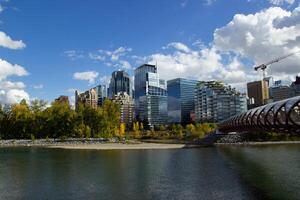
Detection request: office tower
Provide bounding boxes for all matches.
[247,80,269,109]
[134,64,167,128]
[195,81,247,123]
[167,78,198,124]
[108,70,131,98]
[95,84,107,106]
[112,92,134,128]
[289,75,300,97]
[269,80,290,102]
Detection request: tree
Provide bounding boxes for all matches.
[186,124,196,137]
[119,123,126,138]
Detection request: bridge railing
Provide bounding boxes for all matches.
[219,96,300,133]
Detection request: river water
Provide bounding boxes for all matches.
[0,145,300,200]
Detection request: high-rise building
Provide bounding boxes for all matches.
[134,64,167,128]
[95,85,107,106]
[195,81,247,123]
[75,84,107,109]
[55,95,69,104]
[247,80,269,109]
[167,78,198,124]
[289,76,300,97]
[269,80,290,102]
[75,88,98,109]
[108,70,131,98]
[112,92,134,128]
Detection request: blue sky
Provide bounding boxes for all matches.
[0,0,300,104]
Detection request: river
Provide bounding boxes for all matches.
[0,144,300,200]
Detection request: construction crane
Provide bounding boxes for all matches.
[254,50,300,79]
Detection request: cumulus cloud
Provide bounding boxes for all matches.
[213,6,300,81]
[0,59,28,80]
[0,60,29,104]
[0,81,26,89]
[0,31,26,49]
[73,71,99,84]
[0,89,30,104]
[148,44,222,81]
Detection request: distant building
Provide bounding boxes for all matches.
[95,85,107,106]
[75,88,98,109]
[247,80,269,109]
[195,81,247,123]
[167,78,198,124]
[75,84,108,110]
[112,92,134,128]
[289,75,300,97]
[269,80,290,102]
[108,70,131,98]
[134,64,168,128]
[55,96,69,104]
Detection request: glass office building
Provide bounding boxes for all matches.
[195,81,247,123]
[134,64,167,128]
[167,78,198,124]
[108,70,131,98]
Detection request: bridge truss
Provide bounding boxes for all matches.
[219,96,300,133]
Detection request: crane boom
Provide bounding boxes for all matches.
[254,50,300,71]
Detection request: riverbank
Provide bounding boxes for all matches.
[215,141,300,146]
[0,139,188,150]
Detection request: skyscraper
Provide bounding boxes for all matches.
[289,76,300,97]
[134,64,167,128]
[75,84,107,109]
[112,92,134,128]
[247,80,269,109]
[167,78,198,124]
[108,70,131,98]
[195,81,247,123]
[269,80,290,102]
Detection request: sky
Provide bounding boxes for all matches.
[0,0,300,105]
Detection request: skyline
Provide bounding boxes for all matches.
[0,0,300,104]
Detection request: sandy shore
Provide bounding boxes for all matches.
[0,139,188,150]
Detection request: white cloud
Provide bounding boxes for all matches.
[214,6,300,81]
[33,84,43,89]
[0,31,26,49]
[0,89,29,104]
[73,71,99,84]
[164,42,191,53]
[148,45,222,81]
[89,53,105,61]
[118,60,132,69]
[0,59,28,80]
[0,81,25,89]
[269,0,295,5]
[63,50,84,60]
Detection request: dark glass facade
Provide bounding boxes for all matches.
[167,78,198,124]
[109,71,131,98]
[134,64,167,128]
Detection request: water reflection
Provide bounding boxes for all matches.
[1,146,299,200]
